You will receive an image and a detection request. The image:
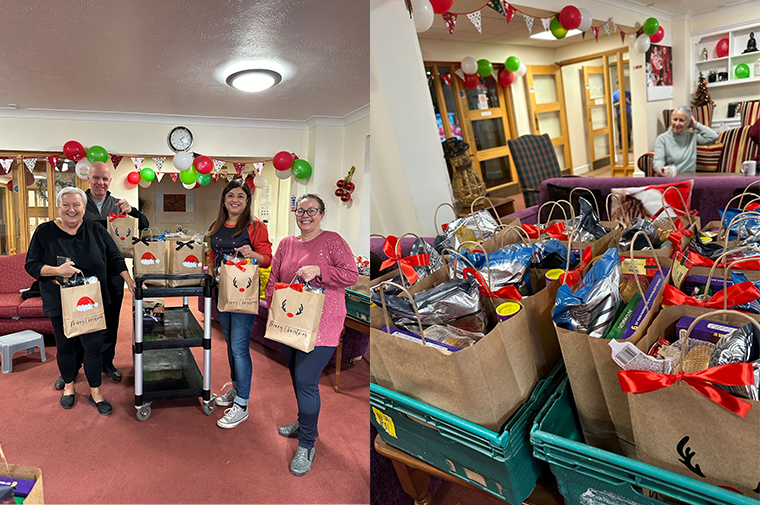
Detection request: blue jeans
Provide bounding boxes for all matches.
[217,311,256,406]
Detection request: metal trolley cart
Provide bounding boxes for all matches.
[132,273,215,421]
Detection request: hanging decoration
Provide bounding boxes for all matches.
[411,0,435,33]
[233,162,246,175]
[23,158,37,173]
[454,68,466,81]
[153,156,166,172]
[291,159,312,179]
[213,159,226,173]
[523,13,534,33]
[253,162,265,174]
[127,172,141,185]
[155,171,165,182]
[193,155,213,175]
[46,156,59,171]
[63,140,86,162]
[504,3,516,23]
[86,146,108,163]
[227,174,235,182]
[593,26,600,41]
[110,154,123,169]
[602,22,610,37]
[487,0,504,16]
[441,74,451,87]
[558,5,581,30]
[131,157,145,170]
[541,17,552,32]
[334,166,356,203]
[442,12,457,35]
[0,159,13,174]
[170,173,178,183]
[467,11,482,33]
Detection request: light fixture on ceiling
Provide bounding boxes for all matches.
[530,29,582,41]
[226,69,282,92]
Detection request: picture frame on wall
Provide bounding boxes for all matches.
[645,44,673,101]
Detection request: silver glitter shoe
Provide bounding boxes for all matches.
[278,420,318,438]
[289,446,316,476]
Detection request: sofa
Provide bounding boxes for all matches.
[0,253,53,335]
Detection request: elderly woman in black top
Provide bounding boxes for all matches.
[25,187,136,415]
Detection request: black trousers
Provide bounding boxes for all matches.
[616,113,632,149]
[71,276,124,370]
[52,316,104,388]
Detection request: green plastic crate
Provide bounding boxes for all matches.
[370,361,564,504]
[345,289,369,323]
[530,378,757,505]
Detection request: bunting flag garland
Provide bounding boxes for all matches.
[612,20,618,33]
[454,68,466,81]
[110,154,123,169]
[233,162,246,175]
[213,159,226,173]
[487,0,504,15]
[153,156,166,172]
[629,33,635,45]
[46,156,59,170]
[212,174,220,183]
[155,171,165,182]
[621,31,626,44]
[0,159,12,174]
[540,17,552,32]
[505,2,516,23]
[582,31,586,39]
[441,74,451,87]
[131,157,145,170]
[593,26,600,40]
[23,158,37,173]
[603,22,610,36]
[523,13,534,33]
[253,162,265,174]
[170,173,178,183]
[227,174,235,182]
[442,12,457,35]
[467,11,482,33]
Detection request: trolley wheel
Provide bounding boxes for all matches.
[203,402,215,415]
[137,406,151,422]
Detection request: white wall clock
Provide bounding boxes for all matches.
[168,126,194,152]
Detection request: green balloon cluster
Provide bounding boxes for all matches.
[477,59,493,77]
[86,145,108,163]
[291,159,312,179]
[642,18,659,36]
[180,166,198,184]
[735,63,750,79]
[197,173,211,186]
[140,167,155,182]
[505,56,520,73]
[550,17,567,39]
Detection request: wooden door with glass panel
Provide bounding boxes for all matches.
[526,65,572,174]
[583,65,612,170]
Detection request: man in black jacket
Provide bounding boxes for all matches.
[54,161,149,389]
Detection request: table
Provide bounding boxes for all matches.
[333,315,369,392]
[374,435,564,505]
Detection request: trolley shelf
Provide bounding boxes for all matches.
[139,348,204,400]
[141,306,205,350]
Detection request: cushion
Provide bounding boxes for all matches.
[17,296,44,318]
[544,183,604,221]
[695,143,723,172]
[0,293,22,318]
[692,103,714,126]
[609,180,694,224]
[740,101,760,128]
[718,126,760,173]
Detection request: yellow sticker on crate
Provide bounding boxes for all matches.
[372,407,397,438]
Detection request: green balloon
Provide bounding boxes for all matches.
[291,159,312,179]
[197,173,211,186]
[140,167,155,182]
[86,145,108,163]
[505,56,520,73]
[550,17,567,39]
[180,166,198,184]
[735,63,750,79]
[477,59,493,77]
[642,17,659,36]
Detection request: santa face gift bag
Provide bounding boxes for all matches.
[167,237,204,287]
[265,281,325,353]
[61,279,106,339]
[217,256,260,314]
[107,212,139,258]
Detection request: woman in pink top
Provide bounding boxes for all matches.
[265,194,358,476]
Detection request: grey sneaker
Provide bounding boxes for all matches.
[278,421,318,439]
[289,446,316,476]
[215,383,237,407]
[217,403,249,429]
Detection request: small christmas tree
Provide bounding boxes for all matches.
[692,72,714,107]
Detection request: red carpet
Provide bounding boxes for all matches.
[1,294,370,504]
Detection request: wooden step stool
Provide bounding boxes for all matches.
[0,330,46,373]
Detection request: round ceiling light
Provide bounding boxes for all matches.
[226,69,282,92]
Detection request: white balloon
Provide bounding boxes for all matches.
[75,159,92,180]
[461,56,478,75]
[412,0,434,33]
[275,168,292,180]
[514,62,527,78]
[634,34,651,54]
[138,179,151,188]
[578,8,592,32]
[253,174,268,187]
[182,182,195,190]
[173,151,194,171]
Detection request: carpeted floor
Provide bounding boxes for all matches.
[0,294,370,504]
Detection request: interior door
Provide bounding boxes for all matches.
[525,65,572,174]
[582,65,612,170]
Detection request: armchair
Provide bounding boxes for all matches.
[507,133,562,207]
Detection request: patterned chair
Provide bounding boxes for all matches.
[507,133,562,208]
[661,103,714,130]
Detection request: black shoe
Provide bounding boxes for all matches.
[88,395,113,416]
[60,393,75,409]
[102,363,122,382]
[54,376,65,390]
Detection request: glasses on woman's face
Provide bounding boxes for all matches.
[294,207,319,217]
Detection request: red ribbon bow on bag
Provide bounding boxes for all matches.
[662,282,760,309]
[108,212,127,222]
[521,222,567,241]
[380,236,430,285]
[462,267,522,300]
[618,362,755,417]
[225,259,248,271]
[275,282,303,292]
[555,246,592,288]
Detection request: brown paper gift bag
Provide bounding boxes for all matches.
[0,443,44,504]
[217,257,260,314]
[132,233,167,287]
[370,279,538,432]
[107,212,138,258]
[61,278,106,339]
[626,307,760,496]
[265,282,325,352]
[167,237,204,287]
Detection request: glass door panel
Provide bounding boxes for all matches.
[583,65,611,167]
[588,73,605,99]
[479,156,512,188]
[438,66,463,140]
[593,134,610,157]
[537,111,562,139]
[465,76,500,111]
[591,105,608,130]
[534,75,559,104]
[526,65,572,174]
[471,119,507,150]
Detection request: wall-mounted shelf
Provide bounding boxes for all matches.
[692,21,760,91]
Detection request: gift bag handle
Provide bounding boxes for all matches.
[569,187,600,218]
[497,224,532,249]
[659,185,693,227]
[374,280,428,346]
[718,192,760,237]
[442,245,480,281]
[537,199,572,232]
[628,230,665,312]
[721,211,760,248]
[605,193,629,228]
[469,196,500,241]
[447,243,501,314]
[434,203,457,235]
[704,244,760,311]
[0,440,10,475]
[678,310,760,374]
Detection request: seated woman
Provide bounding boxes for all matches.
[654,105,719,175]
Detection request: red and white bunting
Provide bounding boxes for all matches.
[541,17,552,32]
[46,155,59,170]
[466,11,482,33]
[523,14,534,34]
[454,68,465,81]
[441,74,451,87]
[131,157,145,170]
[170,173,178,183]
[504,2,516,23]
[442,12,457,35]
[153,156,166,172]
[213,159,226,173]
[155,172,165,182]
[253,162,265,174]
[629,33,636,46]
[612,20,618,33]
[212,174,219,183]
[110,154,123,169]
[0,158,13,174]
[233,162,246,175]
[23,158,37,173]
[621,31,626,44]
[593,26,600,41]
[603,22,610,36]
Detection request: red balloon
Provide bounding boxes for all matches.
[194,182,201,189]
[63,140,86,162]
[464,73,479,89]
[127,171,141,185]
[246,177,255,191]
[194,155,213,175]
[649,26,664,44]
[558,5,581,30]
[498,68,515,86]
[273,151,294,171]
[25,170,34,186]
[716,38,729,58]
[429,0,454,14]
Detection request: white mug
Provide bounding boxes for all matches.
[662,165,677,177]
[741,160,757,176]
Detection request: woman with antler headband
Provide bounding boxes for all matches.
[265,193,359,476]
[207,178,272,430]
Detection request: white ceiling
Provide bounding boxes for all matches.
[0,0,369,123]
